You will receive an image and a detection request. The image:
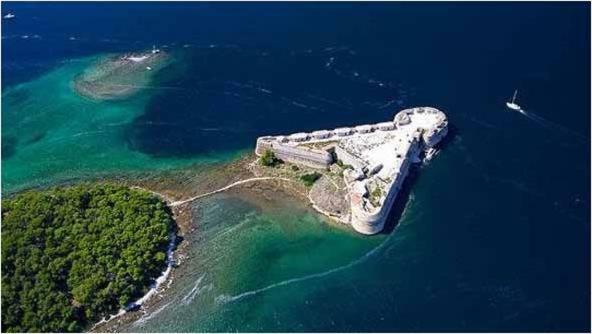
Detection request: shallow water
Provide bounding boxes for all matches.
[129,192,385,332]
[2,2,590,331]
[1,54,240,193]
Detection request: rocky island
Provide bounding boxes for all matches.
[255,107,448,234]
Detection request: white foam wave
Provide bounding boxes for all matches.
[181,274,206,303]
[185,283,213,305]
[133,301,173,326]
[91,232,177,330]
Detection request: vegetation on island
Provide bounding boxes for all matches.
[1,184,173,333]
[300,172,322,187]
[258,149,282,167]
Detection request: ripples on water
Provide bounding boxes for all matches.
[129,192,389,332]
[3,3,589,331]
[2,43,409,193]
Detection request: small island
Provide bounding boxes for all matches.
[255,107,448,234]
[1,184,174,332]
[73,47,169,100]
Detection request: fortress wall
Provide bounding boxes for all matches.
[350,137,422,235]
[255,138,274,156]
[350,165,404,234]
[334,146,366,171]
[423,122,449,148]
[256,106,448,235]
[256,139,333,169]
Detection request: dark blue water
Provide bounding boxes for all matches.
[2,2,590,332]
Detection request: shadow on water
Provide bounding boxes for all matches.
[381,125,458,234]
[436,124,460,152]
[1,136,18,160]
[25,130,47,145]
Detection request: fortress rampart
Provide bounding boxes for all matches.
[255,107,448,234]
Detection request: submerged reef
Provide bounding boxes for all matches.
[73,49,170,100]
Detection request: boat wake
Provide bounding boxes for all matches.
[217,227,401,305]
[215,197,419,305]
[181,274,213,305]
[215,242,384,304]
[516,108,587,142]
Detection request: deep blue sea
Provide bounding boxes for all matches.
[2,2,590,332]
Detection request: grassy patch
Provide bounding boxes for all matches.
[258,149,282,167]
[300,172,322,187]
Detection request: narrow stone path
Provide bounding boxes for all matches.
[169,177,295,207]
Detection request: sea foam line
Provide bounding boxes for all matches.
[132,301,173,327]
[208,215,255,243]
[184,283,213,306]
[181,274,206,304]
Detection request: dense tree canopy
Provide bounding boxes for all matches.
[1,184,173,332]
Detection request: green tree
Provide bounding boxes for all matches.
[1,183,174,332]
[258,149,281,167]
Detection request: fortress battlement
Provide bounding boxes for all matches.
[255,107,448,234]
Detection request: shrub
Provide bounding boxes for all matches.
[300,172,322,187]
[291,165,299,172]
[259,149,281,167]
[335,159,353,170]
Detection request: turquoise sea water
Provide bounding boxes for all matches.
[1,54,242,193]
[2,2,590,331]
[130,193,386,332]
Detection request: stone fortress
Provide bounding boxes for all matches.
[255,107,448,235]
